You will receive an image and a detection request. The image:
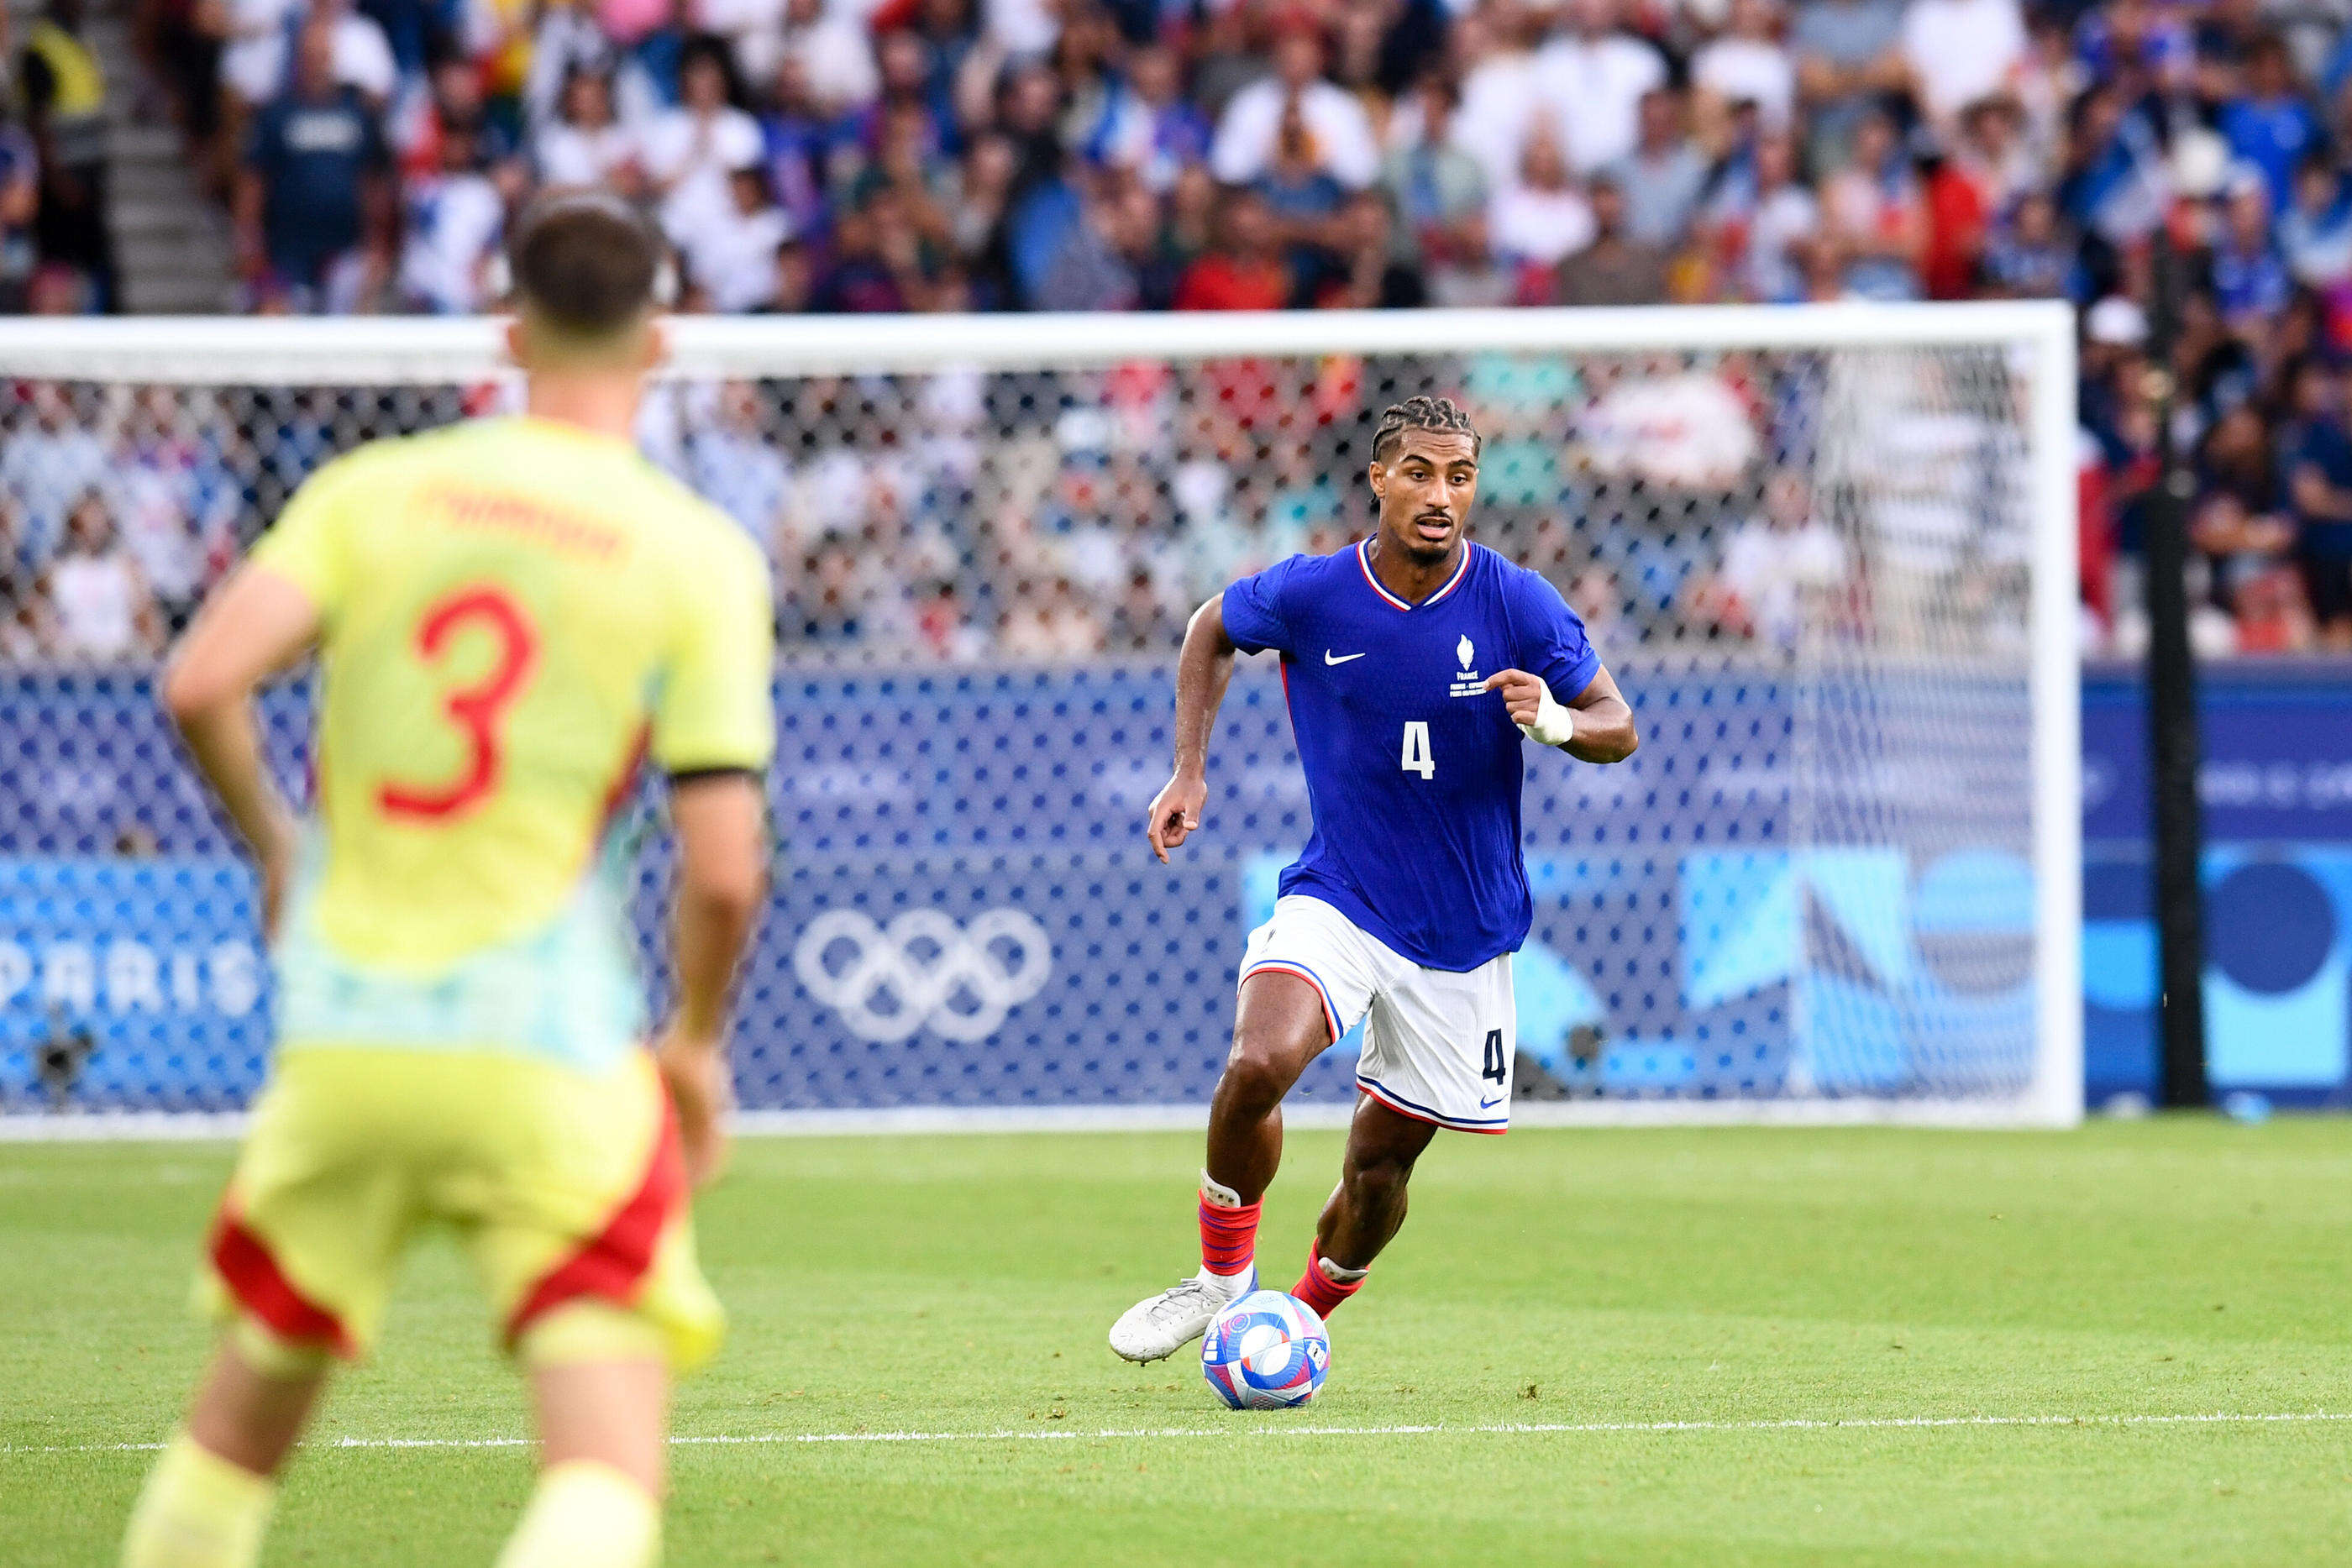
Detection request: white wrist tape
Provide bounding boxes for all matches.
[1518,684,1575,747]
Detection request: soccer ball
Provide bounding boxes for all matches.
[1200,1289,1329,1409]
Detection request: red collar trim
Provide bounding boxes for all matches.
[1357,539,1471,611]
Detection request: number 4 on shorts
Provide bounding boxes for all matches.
[1481,1029,1505,1084]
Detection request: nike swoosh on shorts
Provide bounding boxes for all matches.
[1325,651,1367,664]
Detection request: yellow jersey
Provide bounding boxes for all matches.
[247,414,774,1068]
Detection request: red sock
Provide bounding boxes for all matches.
[1292,1243,1368,1319]
[1198,1185,1261,1282]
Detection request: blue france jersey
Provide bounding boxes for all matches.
[1221,540,1602,972]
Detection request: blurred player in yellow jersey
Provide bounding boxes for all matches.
[119,194,774,1568]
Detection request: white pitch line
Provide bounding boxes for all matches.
[9,1410,2349,1458]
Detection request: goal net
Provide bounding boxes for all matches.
[0,304,2079,1130]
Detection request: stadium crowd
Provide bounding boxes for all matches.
[0,0,2349,658]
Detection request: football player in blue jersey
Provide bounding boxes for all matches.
[1110,396,1638,1363]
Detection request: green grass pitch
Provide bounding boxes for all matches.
[5,1118,2350,1566]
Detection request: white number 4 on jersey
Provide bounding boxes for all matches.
[1400,721,1436,780]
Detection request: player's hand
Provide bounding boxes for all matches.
[655,1027,733,1188]
[1145,769,1208,864]
[1483,669,1577,747]
[1482,669,1548,727]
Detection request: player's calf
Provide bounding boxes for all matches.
[1291,1165,1405,1320]
[121,1324,331,1568]
[1200,971,1332,1202]
[499,1308,671,1568]
[1293,1100,1436,1321]
[1110,968,1334,1364]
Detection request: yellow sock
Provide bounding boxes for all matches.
[496,1460,661,1568]
[120,1432,276,1568]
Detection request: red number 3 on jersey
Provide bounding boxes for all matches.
[378,586,539,822]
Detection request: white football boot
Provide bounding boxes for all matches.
[1108,1270,1253,1363]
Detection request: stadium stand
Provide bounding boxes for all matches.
[0,0,2348,658]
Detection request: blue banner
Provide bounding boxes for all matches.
[0,857,269,1110]
[2082,664,2352,842]
[3,661,2241,1115]
[2081,663,2352,1107]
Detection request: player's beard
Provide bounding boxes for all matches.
[1394,509,1461,563]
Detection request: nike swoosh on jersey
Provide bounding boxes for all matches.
[1324,651,1367,665]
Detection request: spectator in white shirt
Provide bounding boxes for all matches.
[687,380,791,551]
[1210,18,1379,191]
[1583,358,1759,490]
[1951,92,2036,212]
[780,0,878,116]
[1532,0,1667,175]
[1704,127,1819,301]
[1488,119,1594,267]
[536,65,643,195]
[226,0,397,112]
[1690,468,1851,645]
[1902,0,2025,127]
[1693,0,1797,131]
[398,122,503,312]
[522,3,664,131]
[113,386,233,621]
[986,0,1057,59]
[1,383,108,568]
[216,0,303,117]
[685,165,793,312]
[1441,2,1542,194]
[639,36,765,245]
[46,492,161,663]
[696,0,787,87]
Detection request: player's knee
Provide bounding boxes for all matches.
[1219,1034,1297,1112]
[226,1313,337,1382]
[516,1301,669,1371]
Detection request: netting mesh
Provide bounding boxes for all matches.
[0,321,2055,1116]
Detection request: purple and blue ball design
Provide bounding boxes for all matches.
[1200,1289,1330,1409]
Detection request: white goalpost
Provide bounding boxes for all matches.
[0,302,2080,1135]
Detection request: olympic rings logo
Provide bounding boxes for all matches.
[791,907,1053,1042]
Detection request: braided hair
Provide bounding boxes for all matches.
[1369,396,1481,464]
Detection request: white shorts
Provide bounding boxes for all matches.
[1239,894,1516,1134]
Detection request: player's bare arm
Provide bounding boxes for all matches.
[1481,663,1639,764]
[160,564,323,935]
[1146,592,1239,864]
[660,772,769,1187]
